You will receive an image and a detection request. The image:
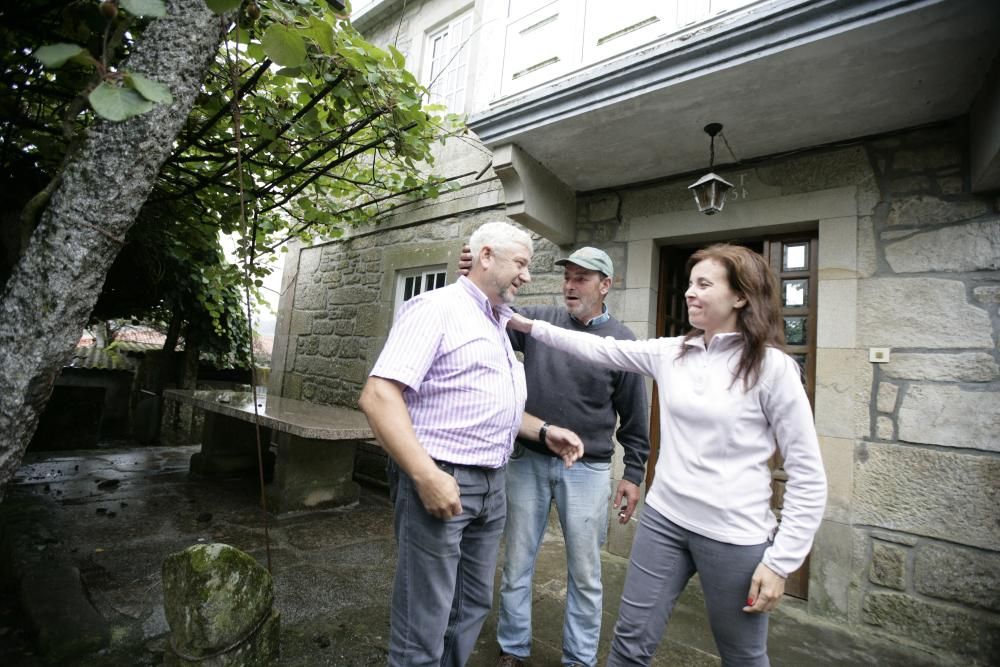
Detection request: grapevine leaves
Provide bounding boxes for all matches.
[204,0,243,12]
[32,0,172,121]
[88,83,155,121]
[33,43,88,68]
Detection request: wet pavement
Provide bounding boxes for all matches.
[0,444,952,666]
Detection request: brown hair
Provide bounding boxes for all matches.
[679,244,785,390]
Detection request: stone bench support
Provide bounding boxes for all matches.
[164,390,373,513]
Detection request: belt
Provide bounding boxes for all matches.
[433,459,499,473]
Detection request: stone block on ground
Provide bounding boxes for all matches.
[162,543,279,665]
[20,562,111,661]
[0,495,110,662]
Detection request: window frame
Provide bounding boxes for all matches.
[393,265,448,318]
[424,10,474,113]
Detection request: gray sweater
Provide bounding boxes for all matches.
[509,305,650,485]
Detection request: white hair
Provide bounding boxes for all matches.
[469,221,533,258]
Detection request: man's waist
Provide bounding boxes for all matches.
[424,441,510,469]
[432,458,503,472]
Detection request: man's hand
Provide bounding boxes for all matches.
[360,376,462,518]
[543,424,584,467]
[743,562,786,614]
[507,313,533,334]
[613,479,640,524]
[413,466,463,519]
[457,244,473,277]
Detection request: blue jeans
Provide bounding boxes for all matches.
[607,506,770,666]
[497,445,612,666]
[388,460,506,667]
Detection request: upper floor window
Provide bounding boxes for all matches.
[426,11,474,112]
[394,266,448,317]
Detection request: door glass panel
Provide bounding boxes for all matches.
[783,242,808,270]
[791,353,807,378]
[784,316,807,344]
[782,279,808,307]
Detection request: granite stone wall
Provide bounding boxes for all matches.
[852,124,1000,661]
[276,210,577,409]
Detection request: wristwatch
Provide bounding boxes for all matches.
[539,422,550,445]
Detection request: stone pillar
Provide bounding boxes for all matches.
[162,543,279,666]
[265,432,361,512]
[189,412,273,478]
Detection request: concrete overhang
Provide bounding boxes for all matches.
[349,0,405,33]
[469,0,1000,201]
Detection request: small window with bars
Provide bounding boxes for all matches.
[394,266,448,318]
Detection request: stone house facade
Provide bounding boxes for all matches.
[268,0,1000,661]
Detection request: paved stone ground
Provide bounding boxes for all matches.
[0,444,956,666]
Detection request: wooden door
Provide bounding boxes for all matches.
[652,234,818,599]
[760,235,818,598]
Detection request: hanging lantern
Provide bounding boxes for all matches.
[688,123,734,215]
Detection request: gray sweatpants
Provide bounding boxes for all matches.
[387,460,506,667]
[607,506,771,666]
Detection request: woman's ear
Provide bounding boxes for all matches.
[735,294,747,309]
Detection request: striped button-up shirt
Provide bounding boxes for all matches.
[370,276,527,468]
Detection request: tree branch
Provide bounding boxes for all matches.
[174,58,272,155]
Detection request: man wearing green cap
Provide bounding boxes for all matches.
[474,246,650,667]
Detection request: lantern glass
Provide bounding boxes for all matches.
[687,172,734,215]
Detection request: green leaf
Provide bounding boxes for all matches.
[247,43,266,62]
[233,27,253,44]
[88,82,155,121]
[274,67,303,78]
[261,24,307,67]
[33,43,86,68]
[204,0,242,13]
[388,45,406,69]
[305,17,336,54]
[127,73,173,104]
[120,0,167,17]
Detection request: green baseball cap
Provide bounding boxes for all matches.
[555,247,613,277]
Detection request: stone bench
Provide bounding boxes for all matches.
[163,389,373,513]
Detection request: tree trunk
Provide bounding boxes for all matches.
[0,0,230,496]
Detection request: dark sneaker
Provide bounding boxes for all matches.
[496,654,526,667]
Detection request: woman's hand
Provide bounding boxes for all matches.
[507,313,534,334]
[743,562,786,613]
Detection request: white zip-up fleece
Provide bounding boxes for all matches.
[531,321,827,577]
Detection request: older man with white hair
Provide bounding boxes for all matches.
[360,221,583,667]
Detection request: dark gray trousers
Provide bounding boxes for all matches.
[388,460,506,667]
[607,506,771,667]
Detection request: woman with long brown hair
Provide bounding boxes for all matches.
[508,244,827,665]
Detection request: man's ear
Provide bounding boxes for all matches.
[600,276,612,296]
[479,245,494,268]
